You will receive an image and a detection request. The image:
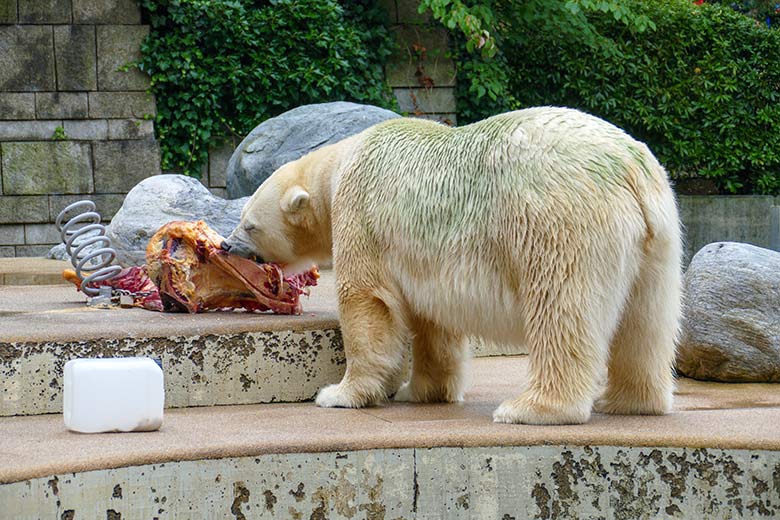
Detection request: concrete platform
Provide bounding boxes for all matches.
[0,258,70,286]
[0,273,341,416]
[2,356,780,518]
[0,270,522,416]
[2,260,780,517]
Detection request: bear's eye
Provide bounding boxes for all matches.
[244,223,256,232]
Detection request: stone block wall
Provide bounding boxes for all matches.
[0,0,163,257]
[0,0,451,257]
[382,0,457,125]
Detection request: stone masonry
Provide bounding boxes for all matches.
[0,0,453,257]
[382,0,457,126]
[0,0,231,257]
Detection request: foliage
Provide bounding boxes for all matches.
[425,0,780,194]
[419,1,656,122]
[507,0,780,194]
[706,0,780,27]
[52,126,67,141]
[138,0,396,177]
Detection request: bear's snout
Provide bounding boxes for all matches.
[221,236,261,262]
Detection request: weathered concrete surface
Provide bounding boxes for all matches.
[0,258,69,286]
[88,91,156,119]
[386,25,456,88]
[0,196,49,224]
[1,327,344,416]
[2,356,780,486]
[0,272,341,416]
[53,25,97,91]
[394,87,457,114]
[470,336,528,356]
[0,0,16,23]
[72,0,141,24]
[0,25,55,91]
[1,141,93,195]
[18,0,71,23]
[93,139,162,193]
[35,92,89,119]
[2,446,779,518]
[0,93,35,120]
[678,195,780,265]
[96,25,150,91]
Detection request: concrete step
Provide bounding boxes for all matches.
[0,270,526,416]
[0,258,70,286]
[0,272,342,416]
[2,356,780,518]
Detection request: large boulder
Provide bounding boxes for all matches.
[226,101,399,198]
[677,242,780,382]
[50,175,248,266]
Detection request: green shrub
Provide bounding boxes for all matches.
[138,0,396,177]
[451,0,780,194]
[706,0,780,27]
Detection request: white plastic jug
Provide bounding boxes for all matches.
[63,357,165,433]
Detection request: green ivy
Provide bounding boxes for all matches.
[419,0,656,123]
[504,0,780,194]
[426,0,780,194]
[138,0,396,177]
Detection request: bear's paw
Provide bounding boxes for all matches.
[393,382,417,403]
[315,383,367,408]
[493,394,591,425]
[393,380,465,404]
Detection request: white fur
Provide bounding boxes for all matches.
[232,107,682,425]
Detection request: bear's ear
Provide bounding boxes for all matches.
[281,186,310,213]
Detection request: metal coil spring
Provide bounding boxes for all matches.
[55,200,122,296]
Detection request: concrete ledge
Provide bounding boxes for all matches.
[1,355,780,517]
[0,258,70,286]
[0,274,342,416]
[3,445,779,518]
[0,270,528,415]
[1,357,780,484]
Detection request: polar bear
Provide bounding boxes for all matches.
[223,107,682,425]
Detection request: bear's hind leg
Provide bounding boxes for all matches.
[316,287,409,408]
[394,317,469,403]
[493,242,633,425]
[492,309,609,425]
[595,236,681,416]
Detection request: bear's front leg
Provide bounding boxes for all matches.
[315,287,409,408]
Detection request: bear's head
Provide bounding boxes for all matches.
[222,160,331,272]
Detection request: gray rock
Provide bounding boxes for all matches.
[677,242,780,382]
[46,242,69,261]
[226,101,399,198]
[48,175,249,266]
[108,174,248,265]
